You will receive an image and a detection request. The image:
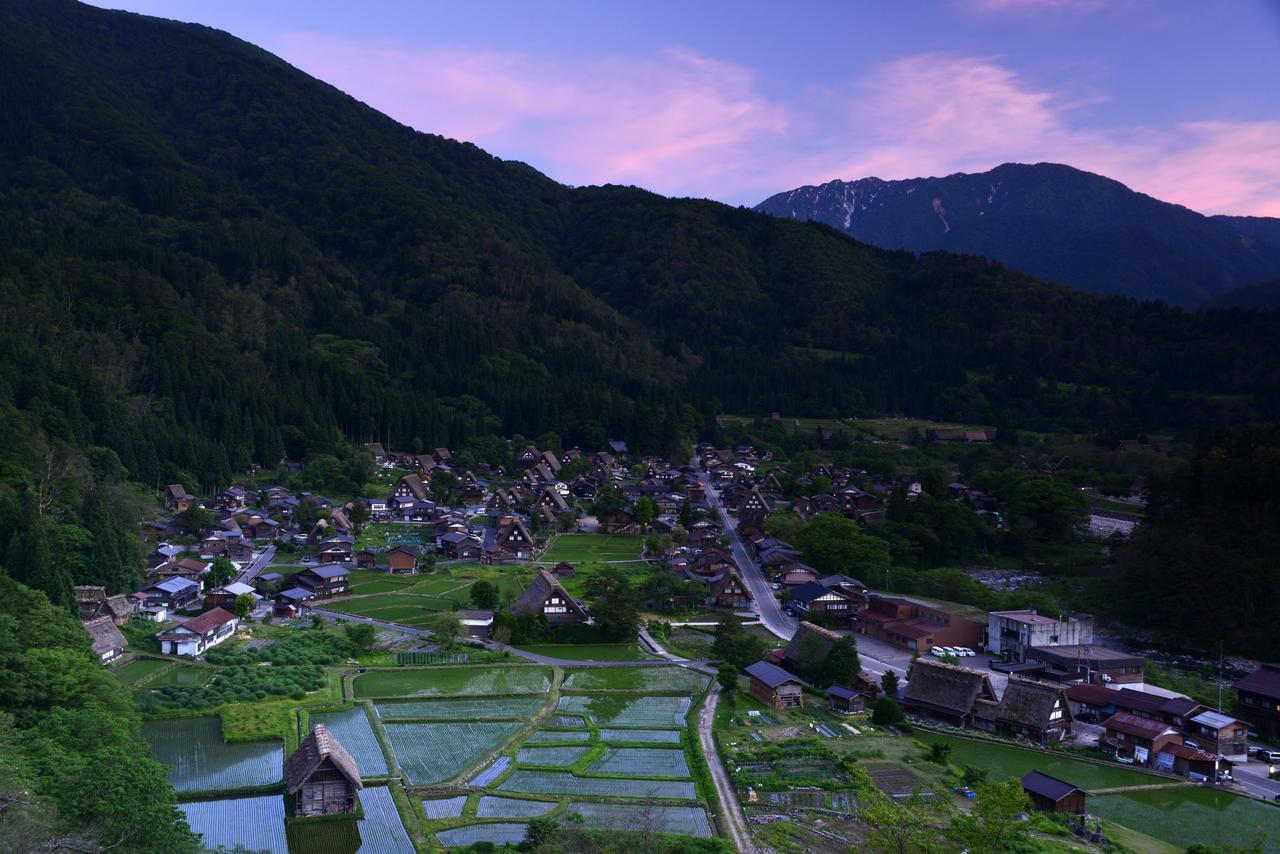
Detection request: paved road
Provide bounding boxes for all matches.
[695,459,797,641]
[309,609,715,670]
[698,684,757,853]
[1233,751,1280,802]
[235,544,276,586]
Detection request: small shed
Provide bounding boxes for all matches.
[745,661,804,710]
[827,685,865,714]
[285,725,363,817]
[1020,770,1087,814]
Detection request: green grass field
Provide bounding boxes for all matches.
[542,534,644,563]
[514,644,658,662]
[1091,788,1279,853]
[110,657,172,685]
[923,733,1180,791]
[354,666,552,698]
[560,666,710,693]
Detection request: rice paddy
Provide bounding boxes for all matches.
[587,747,691,778]
[142,716,281,792]
[515,643,657,661]
[541,534,644,562]
[556,695,692,728]
[523,729,592,744]
[497,770,698,799]
[561,666,710,693]
[1090,788,1279,852]
[384,721,524,785]
[374,696,547,720]
[352,786,416,853]
[436,823,530,848]
[354,666,551,698]
[475,796,558,818]
[515,745,591,766]
[922,733,1178,790]
[180,794,287,853]
[308,706,388,777]
[567,802,714,838]
[422,795,468,819]
[599,728,683,744]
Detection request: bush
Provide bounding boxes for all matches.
[871,697,903,726]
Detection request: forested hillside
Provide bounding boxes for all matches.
[1,0,1279,492]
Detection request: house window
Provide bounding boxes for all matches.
[544,606,567,614]
[1050,709,1063,721]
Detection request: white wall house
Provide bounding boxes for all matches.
[158,607,239,657]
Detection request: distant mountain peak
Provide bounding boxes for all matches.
[756,163,1280,306]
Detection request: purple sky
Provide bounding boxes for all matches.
[95,0,1280,215]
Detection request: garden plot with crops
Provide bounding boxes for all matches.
[497,770,698,799]
[476,796,557,818]
[143,716,281,793]
[523,729,591,744]
[385,721,524,785]
[515,745,591,767]
[354,665,551,698]
[599,728,682,744]
[556,695,692,727]
[567,803,714,838]
[561,666,709,693]
[308,706,387,777]
[422,795,468,819]
[374,696,547,721]
[587,747,691,778]
[179,794,287,853]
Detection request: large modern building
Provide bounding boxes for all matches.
[987,610,1093,661]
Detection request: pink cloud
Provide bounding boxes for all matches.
[276,34,788,199]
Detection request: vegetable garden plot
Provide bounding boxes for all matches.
[354,786,416,854]
[599,729,682,744]
[384,721,523,785]
[436,823,529,848]
[567,803,713,838]
[516,745,590,767]
[374,696,546,720]
[556,695,691,727]
[561,666,709,693]
[142,717,281,792]
[422,796,468,819]
[355,666,551,698]
[476,796,557,818]
[548,715,585,728]
[180,794,287,854]
[497,770,697,800]
[587,747,690,778]
[523,729,591,744]
[309,707,387,777]
[469,756,510,787]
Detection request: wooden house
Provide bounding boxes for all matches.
[738,487,771,529]
[393,474,429,502]
[827,685,865,714]
[509,570,589,626]
[1185,710,1249,759]
[709,569,753,611]
[1021,771,1086,814]
[285,725,362,817]
[492,519,535,559]
[1100,713,1183,767]
[164,483,196,512]
[553,561,576,578]
[856,595,984,654]
[157,607,238,657]
[140,577,201,611]
[902,658,999,727]
[386,545,418,575]
[746,661,804,710]
[73,585,131,626]
[1157,743,1222,779]
[204,582,262,612]
[82,616,127,664]
[782,622,844,677]
[1233,664,1280,740]
[977,679,1072,743]
[355,549,378,570]
[787,581,856,623]
[458,609,494,639]
[294,564,351,597]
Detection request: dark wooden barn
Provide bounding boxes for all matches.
[1020,770,1087,814]
[285,724,363,817]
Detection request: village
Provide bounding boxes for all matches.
[80,431,1280,852]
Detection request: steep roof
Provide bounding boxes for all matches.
[82,616,126,655]
[995,679,1068,729]
[745,660,804,689]
[1020,771,1084,802]
[509,570,586,618]
[284,724,362,794]
[904,658,997,717]
[783,621,842,673]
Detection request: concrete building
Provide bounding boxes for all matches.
[987,610,1093,662]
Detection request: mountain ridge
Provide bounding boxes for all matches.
[755,162,1280,306]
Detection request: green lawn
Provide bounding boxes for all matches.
[110,657,172,685]
[514,643,658,662]
[541,534,644,563]
[922,733,1180,791]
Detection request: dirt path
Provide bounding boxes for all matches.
[699,685,757,853]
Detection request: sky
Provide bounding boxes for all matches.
[94,0,1280,215]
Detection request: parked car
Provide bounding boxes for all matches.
[930,647,947,657]
[1254,748,1280,763]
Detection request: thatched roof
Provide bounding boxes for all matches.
[509,570,588,619]
[995,678,1069,729]
[904,658,997,716]
[783,622,842,674]
[82,616,126,656]
[285,725,362,794]
[74,585,107,604]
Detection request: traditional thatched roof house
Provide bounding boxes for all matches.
[902,658,998,726]
[509,570,589,625]
[977,678,1073,743]
[781,621,843,680]
[74,585,132,625]
[82,616,127,664]
[285,725,362,816]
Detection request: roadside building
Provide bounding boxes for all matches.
[902,658,999,727]
[1100,713,1182,767]
[157,607,238,657]
[987,610,1093,662]
[1233,664,1280,740]
[1022,645,1145,685]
